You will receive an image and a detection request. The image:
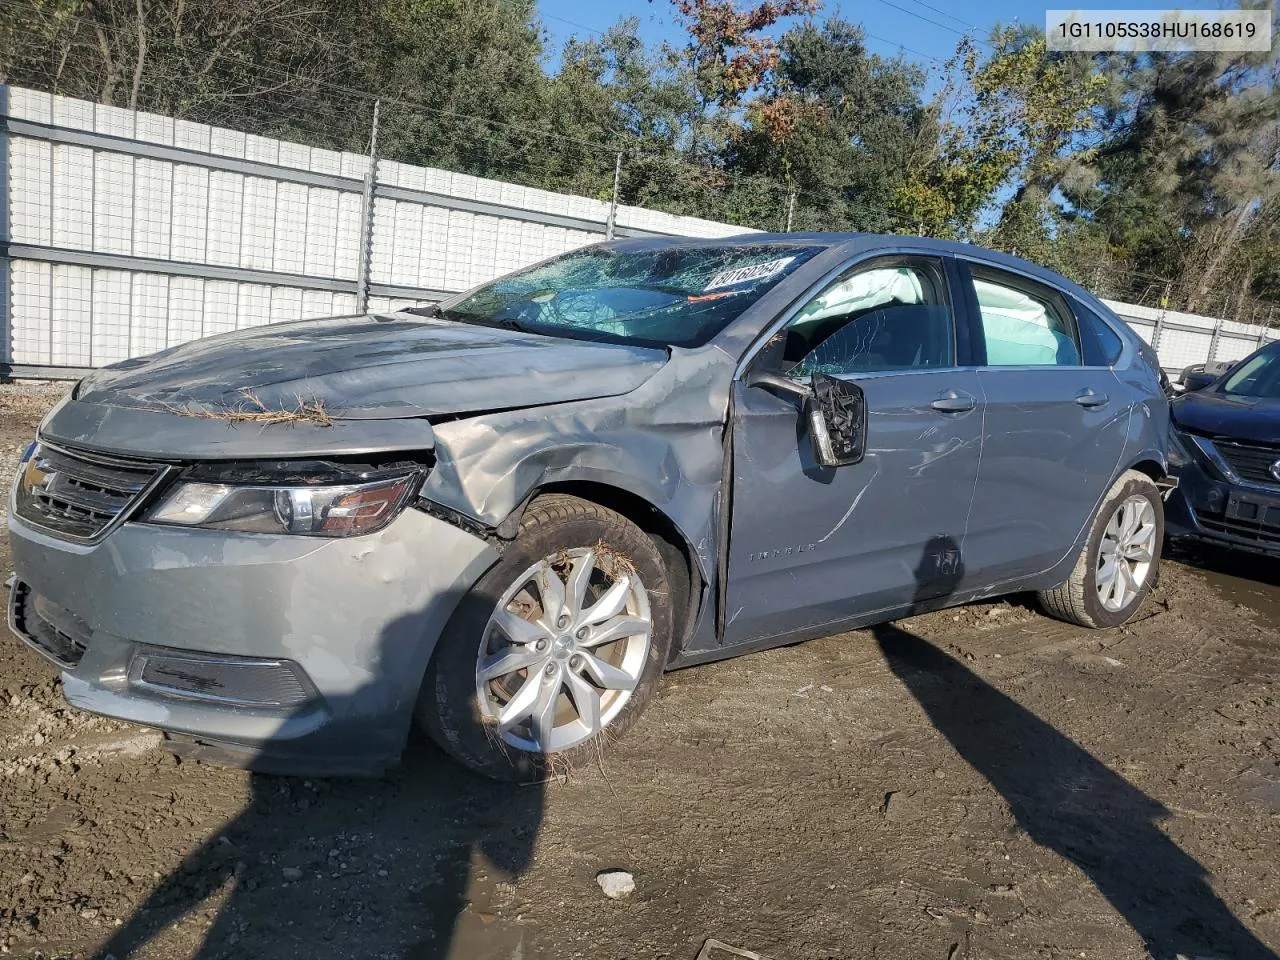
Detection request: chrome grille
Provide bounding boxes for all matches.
[13,442,167,542]
[1214,439,1280,486]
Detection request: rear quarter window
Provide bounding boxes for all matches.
[1074,302,1125,367]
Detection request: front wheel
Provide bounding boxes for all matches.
[1038,470,1164,629]
[418,494,673,780]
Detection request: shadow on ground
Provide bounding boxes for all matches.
[94,596,545,960]
[878,621,1276,958]
[875,536,1277,959]
[94,735,542,960]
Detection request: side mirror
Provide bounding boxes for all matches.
[746,369,814,401]
[1182,370,1218,392]
[804,372,866,467]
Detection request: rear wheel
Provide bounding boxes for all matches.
[418,495,672,780]
[1039,470,1163,629]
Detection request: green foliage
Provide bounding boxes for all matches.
[730,17,928,231]
[894,30,1106,238]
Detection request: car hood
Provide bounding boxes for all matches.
[74,314,669,420]
[1172,388,1280,444]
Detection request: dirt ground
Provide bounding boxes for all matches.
[1,384,1278,960]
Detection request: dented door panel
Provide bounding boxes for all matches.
[721,369,984,646]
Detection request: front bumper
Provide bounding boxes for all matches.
[1167,433,1280,556]
[7,506,499,775]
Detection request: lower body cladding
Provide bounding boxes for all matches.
[6,507,499,775]
[1167,454,1280,557]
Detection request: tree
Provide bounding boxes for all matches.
[895,29,1104,239]
[0,0,354,119]
[541,18,700,201]
[349,0,554,182]
[668,0,817,157]
[1076,45,1280,312]
[729,16,929,231]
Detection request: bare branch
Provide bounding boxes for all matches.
[128,0,147,111]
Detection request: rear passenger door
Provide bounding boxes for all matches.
[958,261,1132,586]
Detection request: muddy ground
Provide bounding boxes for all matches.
[0,384,1278,960]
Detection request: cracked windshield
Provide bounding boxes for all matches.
[439,244,821,347]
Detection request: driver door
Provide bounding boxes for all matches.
[722,255,984,646]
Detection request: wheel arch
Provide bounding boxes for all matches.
[519,480,707,662]
[1124,454,1169,483]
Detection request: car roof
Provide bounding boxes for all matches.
[608,231,1100,306]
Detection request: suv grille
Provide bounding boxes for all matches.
[14,442,167,542]
[1213,439,1280,486]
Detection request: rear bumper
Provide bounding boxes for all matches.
[7,507,499,776]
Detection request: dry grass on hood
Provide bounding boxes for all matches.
[167,389,335,427]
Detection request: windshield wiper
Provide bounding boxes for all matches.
[493,318,536,334]
[416,305,536,335]
[406,303,446,319]
[407,303,527,331]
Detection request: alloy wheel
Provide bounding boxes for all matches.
[1095,494,1157,613]
[475,547,652,754]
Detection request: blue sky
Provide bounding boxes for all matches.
[537,0,1190,76]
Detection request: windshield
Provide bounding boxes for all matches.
[433,244,823,348]
[1221,348,1280,398]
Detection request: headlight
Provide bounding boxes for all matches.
[145,469,421,537]
[12,440,36,497]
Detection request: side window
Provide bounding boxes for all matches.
[973,270,1081,367]
[1074,302,1125,366]
[782,259,955,377]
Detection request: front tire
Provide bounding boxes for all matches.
[1039,470,1164,629]
[418,494,673,781]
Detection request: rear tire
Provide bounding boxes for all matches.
[1039,470,1164,629]
[418,494,672,781]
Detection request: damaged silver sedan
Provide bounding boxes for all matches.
[7,235,1170,779]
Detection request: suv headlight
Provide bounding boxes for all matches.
[144,463,422,537]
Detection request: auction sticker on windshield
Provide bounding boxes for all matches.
[705,256,797,291]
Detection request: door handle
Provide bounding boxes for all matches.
[1075,389,1109,408]
[931,391,976,413]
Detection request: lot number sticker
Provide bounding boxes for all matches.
[705,256,796,291]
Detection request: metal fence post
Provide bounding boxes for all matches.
[0,85,11,379]
[604,151,623,241]
[355,99,381,314]
[784,187,796,232]
[1208,319,1222,361]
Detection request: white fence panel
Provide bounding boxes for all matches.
[1102,299,1275,374]
[4,84,1279,379]
[2,85,757,375]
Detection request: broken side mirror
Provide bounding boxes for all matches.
[746,369,814,401]
[805,372,866,467]
[1181,370,1218,392]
